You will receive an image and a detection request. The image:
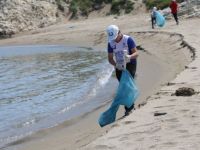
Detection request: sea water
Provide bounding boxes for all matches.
[0,45,116,147]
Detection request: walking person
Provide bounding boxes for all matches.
[170,0,179,25]
[106,25,138,116]
[151,7,157,29]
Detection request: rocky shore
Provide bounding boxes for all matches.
[0,0,70,38]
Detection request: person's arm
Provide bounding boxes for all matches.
[108,52,116,67]
[127,37,139,60]
[129,47,138,59]
[107,43,116,67]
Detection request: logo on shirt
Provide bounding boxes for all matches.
[108,32,113,36]
[123,42,126,47]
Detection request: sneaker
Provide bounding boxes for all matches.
[124,104,134,116]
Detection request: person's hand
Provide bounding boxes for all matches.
[115,63,125,70]
[125,54,131,63]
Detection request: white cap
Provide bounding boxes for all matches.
[106,25,119,42]
[153,7,157,11]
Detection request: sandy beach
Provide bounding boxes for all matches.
[79,17,200,149]
[1,11,200,150]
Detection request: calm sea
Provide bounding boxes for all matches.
[0,45,116,148]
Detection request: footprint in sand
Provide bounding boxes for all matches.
[123,121,136,125]
[154,105,176,109]
[179,109,190,113]
[111,123,120,128]
[95,145,115,149]
[119,136,128,141]
[176,129,189,134]
[168,98,177,102]
[165,118,179,123]
[163,141,177,147]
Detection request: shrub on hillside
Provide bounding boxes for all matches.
[145,0,185,10]
[110,0,134,15]
[69,0,135,18]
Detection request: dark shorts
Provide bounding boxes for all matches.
[115,62,137,111]
[115,62,137,81]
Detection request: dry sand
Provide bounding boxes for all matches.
[0,12,200,150]
[79,17,200,150]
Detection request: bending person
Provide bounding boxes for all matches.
[106,25,139,116]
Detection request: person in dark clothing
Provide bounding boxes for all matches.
[151,7,157,29]
[170,0,179,25]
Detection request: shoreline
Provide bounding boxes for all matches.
[4,47,190,150]
[79,18,200,149]
[1,14,199,150]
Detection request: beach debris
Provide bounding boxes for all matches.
[68,25,75,29]
[174,87,195,96]
[136,45,151,53]
[154,112,167,116]
[180,41,196,60]
[185,65,197,69]
[167,82,176,86]
[138,101,147,108]
[136,45,145,51]
[166,82,186,86]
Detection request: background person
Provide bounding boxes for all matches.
[151,6,157,29]
[170,0,179,25]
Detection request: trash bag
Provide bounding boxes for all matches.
[155,11,165,27]
[98,70,139,127]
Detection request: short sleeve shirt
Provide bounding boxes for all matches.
[107,35,136,64]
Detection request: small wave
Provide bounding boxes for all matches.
[88,64,114,97]
[59,63,113,114]
[0,45,111,148]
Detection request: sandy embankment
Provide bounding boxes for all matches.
[79,18,200,149]
[0,13,199,150]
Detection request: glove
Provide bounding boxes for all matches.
[116,63,125,70]
[125,54,131,63]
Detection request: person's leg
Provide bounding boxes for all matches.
[174,13,179,25]
[153,17,156,26]
[116,62,137,81]
[126,62,137,79]
[153,17,156,27]
[115,69,122,82]
[151,17,154,29]
[124,62,137,116]
[173,13,178,24]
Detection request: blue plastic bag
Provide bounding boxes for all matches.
[155,11,165,27]
[98,70,139,127]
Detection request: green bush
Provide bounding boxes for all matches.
[79,1,93,16]
[145,0,185,10]
[145,0,171,10]
[110,0,134,15]
[69,1,78,18]
[55,0,65,12]
[110,0,122,15]
[68,0,134,18]
[125,1,135,14]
